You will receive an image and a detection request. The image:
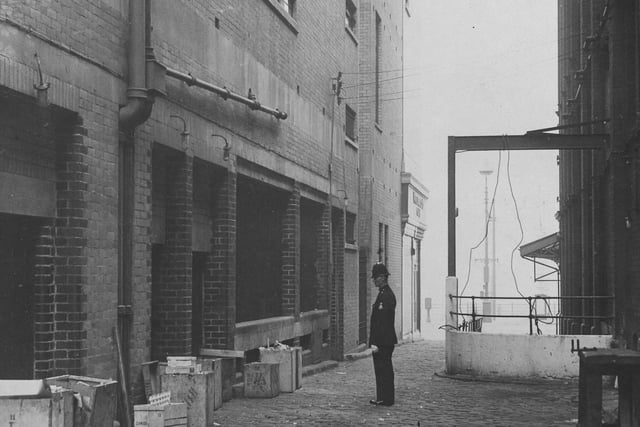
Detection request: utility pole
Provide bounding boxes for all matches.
[479,168,493,321]
[491,203,497,315]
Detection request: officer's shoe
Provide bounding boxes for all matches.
[369,400,393,406]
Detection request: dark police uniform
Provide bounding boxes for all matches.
[369,282,397,405]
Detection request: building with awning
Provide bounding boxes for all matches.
[519,232,560,283]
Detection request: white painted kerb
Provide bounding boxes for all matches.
[445,331,613,378]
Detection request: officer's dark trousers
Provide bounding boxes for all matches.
[373,345,395,404]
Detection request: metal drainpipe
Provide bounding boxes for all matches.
[119,0,152,129]
[117,1,153,425]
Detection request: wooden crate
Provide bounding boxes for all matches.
[259,347,302,392]
[134,403,187,427]
[200,348,245,402]
[0,391,74,427]
[244,362,280,398]
[46,375,117,427]
[165,359,213,375]
[161,361,221,427]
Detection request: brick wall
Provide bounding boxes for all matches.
[32,116,91,377]
[330,206,345,359]
[281,186,301,317]
[2,0,402,380]
[152,149,193,359]
[129,134,153,400]
[315,204,331,312]
[33,219,56,377]
[357,0,405,342]
[0,1,126,77]
[203,169,237,349]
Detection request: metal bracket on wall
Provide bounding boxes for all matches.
[118,304,133,318]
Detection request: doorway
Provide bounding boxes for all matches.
[0,213,39,378]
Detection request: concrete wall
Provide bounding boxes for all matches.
[445,330,613,378]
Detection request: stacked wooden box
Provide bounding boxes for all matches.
[166,356,213,374]
[134,402,187,427]
[0,382,74,427]
[161,358,222,427]
[259,346,302,393]
[46,375,117,427]
[244,362,280,398]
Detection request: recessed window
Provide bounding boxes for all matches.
[346,0,357,34]
[278,0,296,16]
[263,0,299,33]
[346,212,356,245]
[345,104,356,142]
[378,222,389,265]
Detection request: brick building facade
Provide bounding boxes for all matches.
[0,0,407,407]
[557,0,640,348]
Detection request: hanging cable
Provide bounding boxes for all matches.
[505,139,526,299]
[460,151,502,302]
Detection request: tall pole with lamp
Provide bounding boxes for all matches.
[479,168,493,320]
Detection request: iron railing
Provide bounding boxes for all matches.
[449,295,614,335]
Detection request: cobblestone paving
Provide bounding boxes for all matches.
[212,340,580,426]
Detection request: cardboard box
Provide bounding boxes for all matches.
[134,403,187,427]
[244,362,280,398]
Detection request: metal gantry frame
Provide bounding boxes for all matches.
[447,131,608,278]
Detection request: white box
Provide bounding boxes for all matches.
[134,403,187,427]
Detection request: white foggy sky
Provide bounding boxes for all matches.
[403,1,559,319]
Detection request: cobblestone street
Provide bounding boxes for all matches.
[212,340,581,426]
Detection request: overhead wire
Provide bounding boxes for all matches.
[459,151,502,301]
[504,137,526,299]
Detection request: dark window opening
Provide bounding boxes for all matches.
[375,12,382,124]
[301,199,326,312]
[378,222,388,264]
[346,212,356,245]
[300,333,311,350]
[245,348,260,364]
[236,177,287,322]
[345,104,356,142]
[278,0,296,16]
[0,213,39,379]
[346,0,357,33]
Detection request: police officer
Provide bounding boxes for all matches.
[368,262,397,406]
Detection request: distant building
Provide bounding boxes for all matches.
[400,172,428,340]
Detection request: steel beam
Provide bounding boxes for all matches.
[451,133,608,152]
